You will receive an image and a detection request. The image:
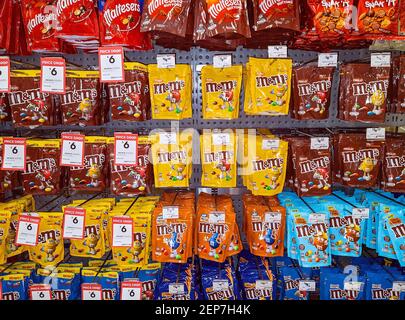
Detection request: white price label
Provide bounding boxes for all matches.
[169,283,184,294]
[30,285,52,300]
[1,138,26,171]
[366,127,385,140]
[298,280,316,292]
[40,57,66,94]
[159,132,177,144]
[98,47,125,83]
[268,45,288,58]
[209,211,225,223]
[318,53,338,67]
[82,284,102,300]
[112,216,133,248]
[212,133,231,145]
[0,56,10,92]
[262,139,280,150]
[162,206,179,219]
[309,213,326,224]
[265,212,281,223]
[344,281,363,291]
[157,54,176,69]
[213,280,229,292]
[310,137,329,150]
[121,281,142,300]
[392,281,405,292]
[352,208,370,219]
[371,53,391,67]
[60,133,85,167]
[114,133,138,166]
[16,215,40,246]
[63,207,86,239]
[256,280,272,290]
[213,54,232,68]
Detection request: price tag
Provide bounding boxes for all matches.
[309,213,326,224]
[352,208,370,219]
[213,280,229,292]
[0,56,10,92]
[268,45,288,58]
[265,212,281,223]
[344,281,363,291]
[30,285,52,300]
[213,54,232,68]
[15,214,40,246]
[262,139,280,150]
[169,283,184,294]
[159,132,177,145]
[212,133,231,145]
[40,57,66,94]
[98,47,125,83]
[366,127,385,140]
[1,138,26,171]
[392,281,405,292]
[371,52,391,67]
[120,281,142,300]
[157,54,176,69]
[82,284,102,300]
[162,206,179,219]
[209,211,225,223]
[60,133,85,167]
[298,280,316,292]
[310,137,329,150]
[112,216,133,248]
[63,207,86,239]
[114,133,138,166]
[318,53,338,67]
[256,280,272,290]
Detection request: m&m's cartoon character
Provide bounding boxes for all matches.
[77,98,92,121]
[122,92,142,118]
[311,91,328,114]
[86,164,101,187]
[169,163,186,181]
[83,233,100,255]
[312,232,329,262]
[127,240,145,263]
[22,99,48,124]
[208,232,221,259]
[166,89,181,113]
[219,90,234,112]
[312,168,330,190]
[42,238,60,262]
[369,90,385,116]
[344,224,361,253]
[34,169,55,192]
[358,157,375,181]
[167,232,182,260]
[216,159,232,181]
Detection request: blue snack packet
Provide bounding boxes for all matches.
[279,266,310,300]
[320,267,365,300]
[0,274,28,300]
[382,210,405,267]
[365,268,405,300]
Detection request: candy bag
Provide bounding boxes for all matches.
[382,210,405,267]
[148,64,192,120]
[0,93,11,122]
[201,65,242,119]
[0,274,28,300]
[0,210,11,264]
[382,136,405,193]
[0,138,18,194]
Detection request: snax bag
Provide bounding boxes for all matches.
[201,65,242,119]
[0,210,11,264]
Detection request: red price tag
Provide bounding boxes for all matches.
[60,133,85,167]
[98,47,125,83]
[40,57,66,94]
[15,214,41,246]
[0,56,10,93]
[82,283,103,300]
[112,216,133,248]
[63,207,86,239]
[1,138,26,171]
[120,281,142,300]
[114,133,138,166]
[29,284,52,300]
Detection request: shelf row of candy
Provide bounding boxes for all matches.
[1,251,404,300]
[1,1,405,54]
[2,56,405,128]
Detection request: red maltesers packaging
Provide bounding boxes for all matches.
[194,0,251,41]
[0,93,11,122]
[61,70,101,126]
[108,62,150,122]
[21,0,60,53]
[292,63,334,120]
[8,69,56,128]
[141,0,192,38]
[338,132,384,189]
[107,136,153,196]
[382,135,405,193]
[99,0,152,50]
[22,139,62,195]
[338,63,390,123]
[68,136,108,192]
[55,0,99,40]
[290,136,332,197]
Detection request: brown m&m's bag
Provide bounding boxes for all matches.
[382,136,405,193]
[0,138,19,194]
[0,93,11,122]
